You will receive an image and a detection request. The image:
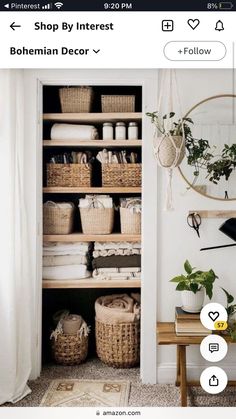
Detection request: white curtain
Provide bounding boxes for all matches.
[0,70,32,404]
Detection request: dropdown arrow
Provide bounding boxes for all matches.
[93,49,100,54]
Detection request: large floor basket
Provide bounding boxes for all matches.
[95,320,140,368]
[52,333,88,366]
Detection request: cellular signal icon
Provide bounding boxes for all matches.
[54,2,63,9]
[42,3,52,9]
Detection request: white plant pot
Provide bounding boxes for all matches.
[181,288,205,313]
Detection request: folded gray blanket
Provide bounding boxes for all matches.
[92,255,141,269]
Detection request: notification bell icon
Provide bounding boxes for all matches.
[215,20,224,31]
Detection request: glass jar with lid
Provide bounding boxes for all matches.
[103,122,113,140]
[115,122,126,140]
[128,122,138,140]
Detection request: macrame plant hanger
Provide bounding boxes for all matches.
[153,70,185,210]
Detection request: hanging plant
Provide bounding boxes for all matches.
[147,111,236,186]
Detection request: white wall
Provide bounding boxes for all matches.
[157,69,236,382]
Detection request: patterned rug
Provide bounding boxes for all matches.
[40,379,130,407]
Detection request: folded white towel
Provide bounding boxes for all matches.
[43,264,90,280]
[79,195,113,209]
[92,270,141,281]
[94,242,141,251]
[51,123,98,141]
[43,242,90,256]
[43,254,88,267]
[93,248,141,258]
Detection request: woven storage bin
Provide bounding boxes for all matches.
[47,163,92,187]
[52,333,88,366]
[80,208,114,234]
[101,95,135,113]
[102,164,141,187]
[43,203,74,235]
[120,208,141,235]
[59,86,93,113]
[95,320,140,368]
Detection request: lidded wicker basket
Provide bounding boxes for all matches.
[59,86,93,113]
[101,95,135,113]
[79,207,114,235]
[52,333,88,366]
[102,164,141,187]
[95,320,140,368]
[47,163,92,188]
[43,202,74,235]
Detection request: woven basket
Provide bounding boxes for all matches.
[80,208,114,234]
[59,87,93,113]
[95,320,140,368]
[101,95,135,113]
[52,333,88,365]
[43,203,74,235]
[120,207,141,235]
[47,163,92,187]
[153,135,185,168]
[102,164,141,187]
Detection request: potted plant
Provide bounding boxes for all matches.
[221,287,236,340]
[170,260,218,313]
[146,111,194,168]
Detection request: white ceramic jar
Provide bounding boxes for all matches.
[115,122,126,140]
[128,122,138,140]
[103,122,113,140]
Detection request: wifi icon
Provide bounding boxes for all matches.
[54,2,63,9]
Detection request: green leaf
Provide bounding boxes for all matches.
[221,287,234,304]
[170,275,186,283]
[184,260,192,275]
[189,283,199,294]
[204,282,213,300]
[176,282,189,291]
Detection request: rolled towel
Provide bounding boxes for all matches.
[95,293,140,324]
[43,264,90,280]
[51,123,98,141]
[61,314,83,335]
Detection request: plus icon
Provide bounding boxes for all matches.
[162,20,174,32]
[178,49,183,54]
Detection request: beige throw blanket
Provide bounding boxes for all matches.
[95,294,140,324]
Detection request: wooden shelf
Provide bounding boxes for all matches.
[43,187,142,194]
[43,140,142,147]
[189,210,236,219]
[43,112,142,123]
[42,278,141,289]
[43,233,141,242]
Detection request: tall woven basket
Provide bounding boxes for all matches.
[120,208,141,234]
[43,203,74,235]
[52,333,88,366]
[80,208,114,234]
[59,86,93,113]
[95,320,140,368]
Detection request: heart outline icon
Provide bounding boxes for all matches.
[208,311,220,322]
[187,19,200,30]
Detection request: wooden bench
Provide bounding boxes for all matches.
[157,322,235,407]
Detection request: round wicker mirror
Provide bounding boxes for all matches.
[179,94,236,200]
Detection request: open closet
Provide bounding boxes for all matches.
[42,83,143,366]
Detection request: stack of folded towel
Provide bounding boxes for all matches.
[43,242,91,280]
[92,242,141,281]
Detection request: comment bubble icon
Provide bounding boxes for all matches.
[200,335,227,362]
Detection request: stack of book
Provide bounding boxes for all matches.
[175,306,211,336]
